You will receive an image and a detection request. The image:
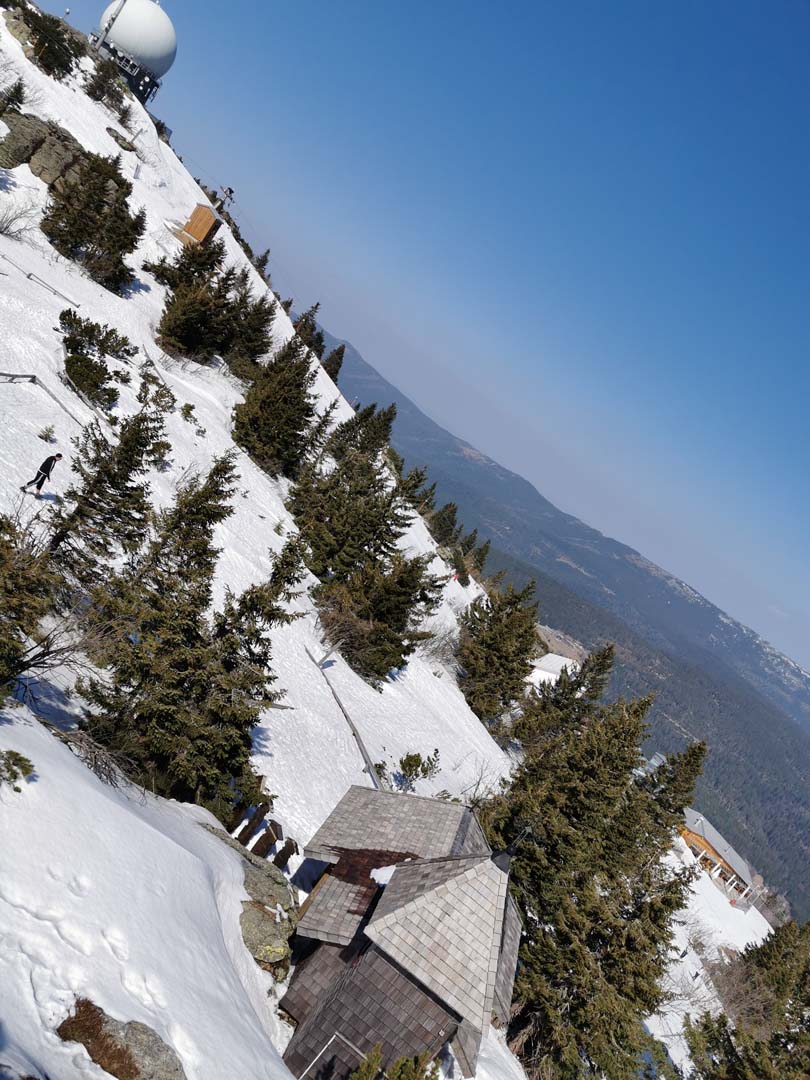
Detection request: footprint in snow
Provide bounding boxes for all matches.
[122,968,167,1009]
[54,919,94,957]
[68,874,92,898]
[102,926,130,962]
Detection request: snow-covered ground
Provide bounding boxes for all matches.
[0,17,514,1077]
[0,19,772,1080]
[0,705,293,1080]
[646,838,772,1074]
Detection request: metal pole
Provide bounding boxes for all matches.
[97,0,128,51]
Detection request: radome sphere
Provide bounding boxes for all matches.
[99,0,177,79]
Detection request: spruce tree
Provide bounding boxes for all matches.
[429,502,462,546]
[149,243,275,371]
[225,267,276,379]
[291,449,438,682]
[480,645,705,1080]
[49,409,165,585]
[233,335,318,478]
[41,154,145,293]
[0,78,25,116]
[154,282,227,362]
[85,58,125,109]
[322,343,345,382]
[397,463,436,515]
[59,309,137,411]
[686,920,810,1078]
[144,238,227,291]
[326,403,397,462]
[0,516,58,697]
[82,457,302,816]
[471,538,490,574]
[26,10,84,79]
[293,302,325,357]
[290,452,410,581]
[252,248,270,278]
[457,582,539,723]
[315,554,441,682]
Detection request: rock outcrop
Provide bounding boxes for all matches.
[204,826,298,980]
[0,111,85,188]
[57,998,187,1080]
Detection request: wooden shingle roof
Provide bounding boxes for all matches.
[365,854,510,1032]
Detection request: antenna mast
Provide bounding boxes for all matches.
[97,0,128,51]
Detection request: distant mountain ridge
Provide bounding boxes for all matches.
[329,330,810,918]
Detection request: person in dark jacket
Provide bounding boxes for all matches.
[20,453,62,496]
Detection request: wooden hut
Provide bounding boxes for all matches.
[175,203,222,247]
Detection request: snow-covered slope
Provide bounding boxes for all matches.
[646,839,771,1074]
[0,706,293,1080]
[0,17,515,1077]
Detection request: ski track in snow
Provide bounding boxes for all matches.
[0,19,773,1080]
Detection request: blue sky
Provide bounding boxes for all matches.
[58,1,810,665]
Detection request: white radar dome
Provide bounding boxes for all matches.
[99,0,177,79]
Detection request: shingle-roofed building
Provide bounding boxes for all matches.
[281,786,520,1080]
[304,785,490,865]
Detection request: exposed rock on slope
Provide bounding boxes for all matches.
[205,827,298,979]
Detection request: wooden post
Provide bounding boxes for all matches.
[226,800,249,834]
[273,838,299,871]
[237,802,270,846]
[251,820,283,859]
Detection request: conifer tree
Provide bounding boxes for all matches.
[252,248,270,278]
[457,582,539,723]
[154,282,228,362]
[459,528,478,555]
[148,243,275,370]
[480,645,705,1080]
[81,457,302,816]
[471,538,490,574]
[0,78,25,116]
[322,343,345,382]
[315,554,441,682]
[429,501,462,546]
[291,449,438,682]
[326,403,397,463]
[26,10,84,79]
[0,516,59,697]
[49,409,165,585]
[59,308,137,411]
[233,335,318,478]
[686,918,810,1079]
[144,238,227,291]
[85,58,125,109]
[450,546,470,587]
[225,267,276,379]
[293,302,325,357]
[290,452,410,581]
[41,154,145,293]
[396,463,436,515]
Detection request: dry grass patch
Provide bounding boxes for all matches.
[57,998,140,1080]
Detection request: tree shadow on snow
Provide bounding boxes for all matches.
[250,725,275,758]
[13,677,79,732]
[0,169,17,193]
[123,276,151,298]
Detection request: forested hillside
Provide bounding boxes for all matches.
[335,332,810,919]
